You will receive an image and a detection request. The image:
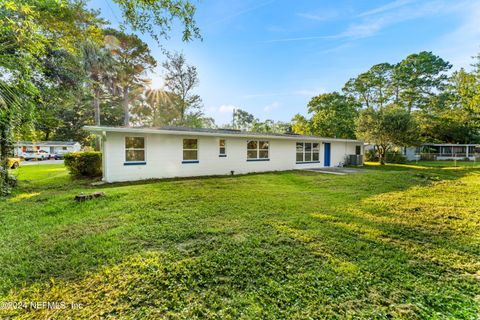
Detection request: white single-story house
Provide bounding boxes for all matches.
[14,141,81,156]
[403,143,480,161]
[85,126,364,183]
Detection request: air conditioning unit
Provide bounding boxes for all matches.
[346,155,364,166]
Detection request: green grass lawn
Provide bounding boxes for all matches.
[1,162,479,319]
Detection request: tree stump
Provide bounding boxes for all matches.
[74,192,105,202]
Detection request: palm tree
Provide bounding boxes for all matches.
[104,29,156,127]
[82,40,115,127]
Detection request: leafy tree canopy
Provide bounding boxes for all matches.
[162,52,202,124]
[395,51,452,112]
[113,0,201,44]
[307,92,359,139]
[356,105,419,164]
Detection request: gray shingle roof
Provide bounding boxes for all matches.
[83,125,363,143]
[158,125,304,138]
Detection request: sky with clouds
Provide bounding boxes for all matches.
[89,0,480,125]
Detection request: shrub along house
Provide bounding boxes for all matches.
[84,126,364,182]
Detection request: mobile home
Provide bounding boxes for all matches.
[14,141,81,157]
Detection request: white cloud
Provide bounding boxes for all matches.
[204,104,238,116]
[263,35,331,43]
[208,0,276,26]
[264,101,280,112]
[218,104,236,113]
[296,10,337,21]
[317,42,355,55]
[293,88,326,96]
[266,0,446,43]
[431,1,480,70]
[338,19,385,38]
[357,0,416,17]
[266,25,287,33]
[242,92,283,98]
[204,105,238,126]
[336,0,446,39]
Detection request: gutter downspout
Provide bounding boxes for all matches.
[101,131,107,182]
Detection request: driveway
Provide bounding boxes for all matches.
[21,159,64,166]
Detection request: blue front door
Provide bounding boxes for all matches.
[324,143,331,167]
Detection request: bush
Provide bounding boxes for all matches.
[364,149,406,164]
[386,152,407,164]
[365,149,378,162]
[420,153,435,161]
[64,152,102,177]
[0,171,16,196]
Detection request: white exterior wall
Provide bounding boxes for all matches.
[102,132,362,182]
[326,141,359,166]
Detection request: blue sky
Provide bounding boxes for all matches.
[89,0,480,125]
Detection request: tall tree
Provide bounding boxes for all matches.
[33,46,86,140]
[395,51,451,112]
[307,92,359,139]
[232,109,256,130]
[105,28,156,127]
[82,40,116,129]
[0,0,102,194]
[356,105,419,165]
[449,67,480,133]
[251,119,291,133]
[54,93,95,146]
[183,111,216,128]
[131,89,181,126]
[0,0,202,194]
[162,52,202,124]
[416,66,480,144]
[291,114,311,135]
[343,63,394,110]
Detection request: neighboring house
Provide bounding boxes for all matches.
[14,141,81,156]
[403,143,480,161]
[85,126,364,183]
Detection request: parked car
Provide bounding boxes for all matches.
[7,158,20,169]
[54,153,65,160]
[23,150,51,161]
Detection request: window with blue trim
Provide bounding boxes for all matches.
[183,139,198,161]
[219,139,226,156]
[125,137,145,162]
[247,140,269,160]
[296,142,319,162]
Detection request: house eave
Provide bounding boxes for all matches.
[83,126,363,143]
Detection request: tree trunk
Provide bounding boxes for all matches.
[94,87,101,126]
[123,86,130,127]
[379,146,387,165]
[0,124,12,195]
[93,87,101,151]
[180,93,186,124]
[153,107,158,127]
